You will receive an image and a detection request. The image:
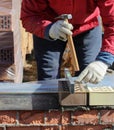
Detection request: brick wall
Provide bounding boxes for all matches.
[0,110,113,130]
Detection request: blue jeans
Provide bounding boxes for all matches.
[33,25,102,80]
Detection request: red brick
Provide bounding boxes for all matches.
[45,111,61,124]
[7,126,59,130]
[0,111,17,124]
[7,126,41,130]
[100,110,114,124]
[72,110,99,125]
[62,125,112,130]
[41,126,59,130]
[61,111,71,125]
[19,111,44,124]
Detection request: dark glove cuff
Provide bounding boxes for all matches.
[44,23,56,41]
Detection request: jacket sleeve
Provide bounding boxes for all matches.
[97,0,114,55]
[20,0,56,38]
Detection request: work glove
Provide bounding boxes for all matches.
[76,61,108,84]
[49,20,73,41]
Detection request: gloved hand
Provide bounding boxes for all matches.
[49,20,73,41]
[76,61,108,84]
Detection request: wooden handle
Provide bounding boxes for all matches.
[67,35,79,71]
[65,19,79,72]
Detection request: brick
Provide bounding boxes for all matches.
[72,110,99,125]
[45,111,61,124]
[100,110,114,124]
[61,111,71,125]
[0,111,17,124]
[7,126,59,130]
[41,126,59,130]
[19,111,44,124]
[62,125,112,130]
[0,15,11,31]
[0,32,13,65]
[7,126,41,130]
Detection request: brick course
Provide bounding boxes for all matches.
[72,110,99,125]
[7,127,41,130]
[0,110,113,130]
[0,111,17,124]
[100,110,114,124]
[62,125,112,130]
[19,111,44,124]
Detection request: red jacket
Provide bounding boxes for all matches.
[20,0,114,55]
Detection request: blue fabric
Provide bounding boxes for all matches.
[96,51,114,66]
[73,25,102,76]
[33,36,66,80]
[44,23,54,41]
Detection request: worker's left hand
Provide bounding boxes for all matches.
[76,61,108,84]
[49,20,73,41]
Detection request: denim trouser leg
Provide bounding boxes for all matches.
[33,25,102,80]
[33,37,66,80]
[74,25,102,76]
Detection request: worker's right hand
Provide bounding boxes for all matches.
[49,20,73,41]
